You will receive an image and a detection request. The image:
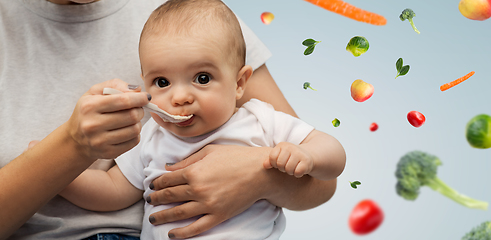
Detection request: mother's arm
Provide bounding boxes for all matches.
[146,64,338,239]
[0,80,149,239]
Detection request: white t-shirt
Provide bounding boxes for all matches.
[116,99,315,240]
[0,0,272,239]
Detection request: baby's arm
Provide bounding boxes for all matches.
[59,165,143,211]
[264,130,346,181]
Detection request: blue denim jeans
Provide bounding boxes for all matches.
[82,233,140,240]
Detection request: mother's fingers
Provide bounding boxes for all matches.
[150,169,188,191]
[81,92,150,114]
[104,121,142,145]
[149,201,204,226]
[167,214,222,239]
[89,107,145,133]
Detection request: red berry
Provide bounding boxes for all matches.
[369,122,378,131]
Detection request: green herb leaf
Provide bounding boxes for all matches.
[332,118,340,127]
[350,181,361,189]
[396,58,403,72]
[399,65,410,76]
[302,38,317,46]
[304,45,315,55]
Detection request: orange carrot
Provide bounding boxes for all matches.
[304,0,387,25]
[440,71,475,91]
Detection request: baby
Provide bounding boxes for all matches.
[60,0,346,239]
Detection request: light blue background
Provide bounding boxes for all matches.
[224,0,491,239]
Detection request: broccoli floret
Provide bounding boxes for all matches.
[462,221,491,240]
[399,8,420,34]
[395,150,488,210]
[303,82,317,91]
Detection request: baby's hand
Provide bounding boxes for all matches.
[264,142,314,178]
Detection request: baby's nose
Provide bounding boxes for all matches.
[171,89,194,106]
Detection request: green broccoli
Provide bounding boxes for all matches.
[395,150,488,210]
[303,82,317,91]
[399,8,420,34]
[462,221,491,240]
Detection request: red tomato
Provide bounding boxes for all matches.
[369,122,378,131]
[407,111,425,128]
[349,199,384,235]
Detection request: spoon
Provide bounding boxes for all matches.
[102,88,193,123]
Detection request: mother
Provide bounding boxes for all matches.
[0,0,337,239]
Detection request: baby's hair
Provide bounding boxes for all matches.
[140,0,246,69]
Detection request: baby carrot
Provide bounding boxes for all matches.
[440,71,475,91]
[304,0,387,25]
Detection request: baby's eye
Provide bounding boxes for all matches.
[154,77,169,88]
[194,74,211,85]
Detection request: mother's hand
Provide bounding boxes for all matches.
[0,79,151,238]
[66,79,150,161]
[146,144,274,239]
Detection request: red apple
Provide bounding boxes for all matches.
[350,79,374,102]
[260,12,275,25]
[459,0,491,20]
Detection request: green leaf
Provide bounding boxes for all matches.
[304,45,315,55]
[396,58,403,72]
[400,65,410,76]
[350,181,361,189]
[302,38,317,46]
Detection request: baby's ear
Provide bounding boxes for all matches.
[236,65,253,100]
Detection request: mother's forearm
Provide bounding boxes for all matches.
[0,123,94,239]
[264,169,337,211]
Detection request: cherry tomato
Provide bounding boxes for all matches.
[407,111,425,128]
[349,199,384,235]
[369,122,378,132]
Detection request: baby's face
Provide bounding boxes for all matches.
[140,32,240,138]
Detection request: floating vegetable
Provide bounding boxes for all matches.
[350,181,361,189]
[351,79,374,102]
[346,36,369,57]
[395,150,488,210]
[302,38,321,55]
[407,111,425,128]
[400,8,420,34]
[349,199,384,235]
[304,0,387,25]
[260,12,275,25]
[462,221,491,240]
[369,122,378,132]
[459,0,491,21]
[440,71,475,91]
[332,118,340,127]
[303,82,317,91]
[466,114,491,149]
[395,58,410,79]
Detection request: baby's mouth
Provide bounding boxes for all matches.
[175,115,195,127]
